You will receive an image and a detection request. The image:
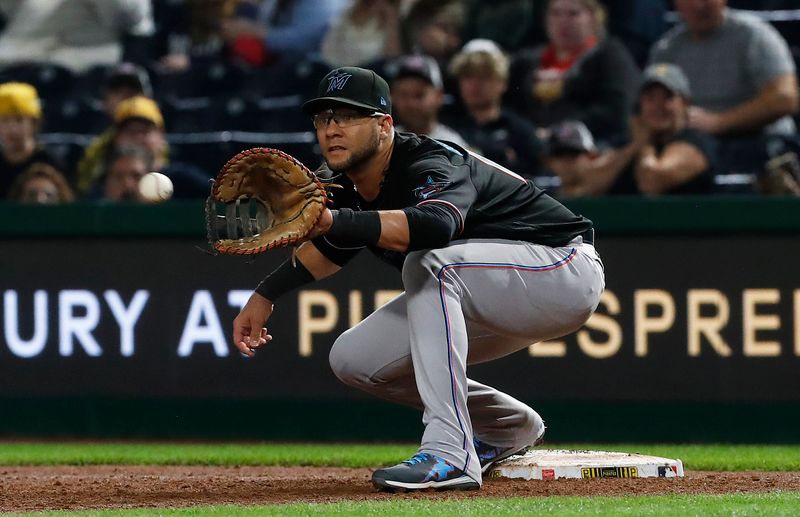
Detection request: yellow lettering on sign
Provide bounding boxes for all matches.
[348,290,362,328]
[298,290,338,357]
[529,340,566,357]
[634,289,675,357]
[743,289,781,357]
[687,289,731,357]
[577,290,622,358]
[375,290,403,310]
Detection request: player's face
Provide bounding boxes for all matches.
[546,0,597,50]
[104,156,148,202]
[315,107,385,173]
[391,77,442,132]
[640,85,687,134]
[675,0,727,35]
[459,74,506,112]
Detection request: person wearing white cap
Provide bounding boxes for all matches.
[447,39,543,180]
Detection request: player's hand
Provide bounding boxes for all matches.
[232,292,274,357]
[307,207,334,240]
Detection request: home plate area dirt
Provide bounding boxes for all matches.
[1,466,799,512]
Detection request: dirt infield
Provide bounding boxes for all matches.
[1,466,798,512]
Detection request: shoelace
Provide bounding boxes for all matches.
[402,453,431,466]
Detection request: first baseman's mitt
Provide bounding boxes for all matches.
[206,147,328,255]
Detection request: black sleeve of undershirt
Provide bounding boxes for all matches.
[310,234,363,267]
[402,202,460,251]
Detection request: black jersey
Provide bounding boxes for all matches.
[313,131,592,269]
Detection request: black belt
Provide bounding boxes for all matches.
[580,228,595,245]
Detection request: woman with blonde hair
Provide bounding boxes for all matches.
[7,162,75,204]
[507,0,640,145]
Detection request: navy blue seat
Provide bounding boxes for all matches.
[0,63,75,101]
[41,98,109,134]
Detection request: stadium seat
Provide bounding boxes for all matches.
[250,96,309,133]
[38,134,92,184]
[154,60,245,100]
[168,133,322,174]
[71,64,114,103]
[239,59,331,100]
[161,96,259,132]
[42,98,109,134]
[0,62,75,101]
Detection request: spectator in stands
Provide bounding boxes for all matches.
[219,0,349,66]
[103,62,153,119]
[387,54,468,147]
[0,82,64,198]
[79,96,209,198]
[547,64,717,197]
[0,0,154,73]
[446,39,543,179]
[404,0,466,83]
[541,120,597,196]
[100,145,153,203]
[650,0,799,177]
[322,0,412,68]
[506,0,640,146]
[154,0,239,73]
[6,162,74,203]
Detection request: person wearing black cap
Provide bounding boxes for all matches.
[542,120,599,197]
[231,66,605,492]
[386,55,468,148]
[103,62,152,118]
[549,63,717,196]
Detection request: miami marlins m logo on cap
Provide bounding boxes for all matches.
[326,71,352,92]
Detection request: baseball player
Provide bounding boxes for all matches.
[232,67,605,491]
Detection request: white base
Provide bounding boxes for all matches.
[487,449,684,480]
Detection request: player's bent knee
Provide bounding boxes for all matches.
[329,331,374,388]
[328,333,360,386]
[522,407,545,443]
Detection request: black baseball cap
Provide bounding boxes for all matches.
[385,55,443,90]
[302,67,392,116]
[105,62,152,97]
[641,63,691,98]
[544,120,596,156]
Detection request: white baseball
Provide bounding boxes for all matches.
[138,172,174,203]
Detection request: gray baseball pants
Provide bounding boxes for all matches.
[329,237,605,484]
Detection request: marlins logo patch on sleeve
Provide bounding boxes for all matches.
[414,175,451,200]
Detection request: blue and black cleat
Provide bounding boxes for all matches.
[474,433,543,473]
[371,452,480,492]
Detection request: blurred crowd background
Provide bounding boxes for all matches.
[0,0,798,204]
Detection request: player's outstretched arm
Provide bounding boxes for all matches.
[232,241,341,357]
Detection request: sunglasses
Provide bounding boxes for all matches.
[312,109,384,130]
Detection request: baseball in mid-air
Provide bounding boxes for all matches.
[138,172,174,203]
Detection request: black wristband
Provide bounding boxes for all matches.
[327,208,382,247]
[255,258,315,302]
